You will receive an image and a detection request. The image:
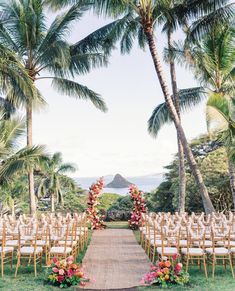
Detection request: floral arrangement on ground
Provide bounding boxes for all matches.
[86,177,106,230]
[141,256,189,288]
[47,256,88,288]
[128,185,146,230]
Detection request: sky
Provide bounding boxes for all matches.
[31,9,207,178]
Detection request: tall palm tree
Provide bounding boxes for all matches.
[149,24,235,207]
[0,0,108,214]
[37,152,76,212]
[46,0,234,213]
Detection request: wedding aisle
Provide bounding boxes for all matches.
[83,229,150,290]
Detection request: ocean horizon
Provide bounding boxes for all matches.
[75,174,164,195]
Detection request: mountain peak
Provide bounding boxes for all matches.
[105,174,133,188]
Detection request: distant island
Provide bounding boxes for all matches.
[105,174,133,188]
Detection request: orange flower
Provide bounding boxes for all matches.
[157,271,163,277]
[165,274,170,280]
[159,262,165,268]
[70,264,78,269]
[165,261,171,268]
[163,267,170,275]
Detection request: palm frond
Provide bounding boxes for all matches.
[52,77,107,112]
[148,87,206,137]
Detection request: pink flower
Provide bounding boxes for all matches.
[59,269,65,275]
[67,256,74,264]
[52,267,59,273]
[172,253,178,261]
[52,257,58,263]
[67,268,73,277]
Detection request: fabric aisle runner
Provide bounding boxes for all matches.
[82,229,150,290]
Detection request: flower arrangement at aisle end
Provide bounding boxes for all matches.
[86,177,106,230]
[128,185,146,230]
[47,256,88,288]
[141,255,189,288]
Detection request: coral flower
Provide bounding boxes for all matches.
[52,267,59,273]
[165,261,171,268]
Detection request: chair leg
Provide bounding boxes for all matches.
[186,256,189,273]
[212,255,215,278]
[15,255,20,277]
[203,256,208,279]
[1,254,4,278]
[34,254,37,277]
[228,255,234,278]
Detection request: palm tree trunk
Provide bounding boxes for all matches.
[168,30,186,213]
[26,103,36,214]
[51,193,55,213]
[228,157,235,210]
[144,28,215,214]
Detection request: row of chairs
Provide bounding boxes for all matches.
[140,212,235,278]
[0,212,89,277]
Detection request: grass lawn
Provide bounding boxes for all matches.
[0,232,92,291]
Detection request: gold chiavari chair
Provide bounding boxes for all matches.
[15,225,43,277]
[0,223,13,277]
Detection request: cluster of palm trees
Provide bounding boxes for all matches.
[0,0,234,214]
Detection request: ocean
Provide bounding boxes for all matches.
[75,174,164,195]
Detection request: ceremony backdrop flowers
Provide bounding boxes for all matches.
[47,256,88,288]
[128,185,146,230]
[86,177,106,229]
[141,256,189,288]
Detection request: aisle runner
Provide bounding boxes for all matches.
[83,229,150,290]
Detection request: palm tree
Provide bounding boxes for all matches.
[0,0,108,214]
[46,0,235,213]
[37,152,76,212]
[149,24,235,207]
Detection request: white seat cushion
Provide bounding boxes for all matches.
[58,240,77,247]
[0,246,14,253]
[179,240,188,247]
[20,246,43,254]
[230,247,235,253]
[150,239,167,246]
[181,248,204,255]
[205,247,229,255]
[22,236,34,241]
[5,240,25,247]
[194,240,212,247]
[50,246,72,254]
[36,240,49,246]
[157,247,178,255]
[216,241,235,247]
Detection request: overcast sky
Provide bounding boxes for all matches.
[31,9,207,178]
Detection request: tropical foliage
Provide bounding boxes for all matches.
[147,136,233,213]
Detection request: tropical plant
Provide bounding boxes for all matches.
[0,113,46,213]
[37,152,76,212]
[149,24,235,207]
[0,0,108,214]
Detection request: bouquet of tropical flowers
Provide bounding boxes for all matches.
[141,256,189,288]
[47,256,88,288]
[128,185,146,230]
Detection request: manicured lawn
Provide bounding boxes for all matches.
[105,221,129,229]
[0,233,92,291]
